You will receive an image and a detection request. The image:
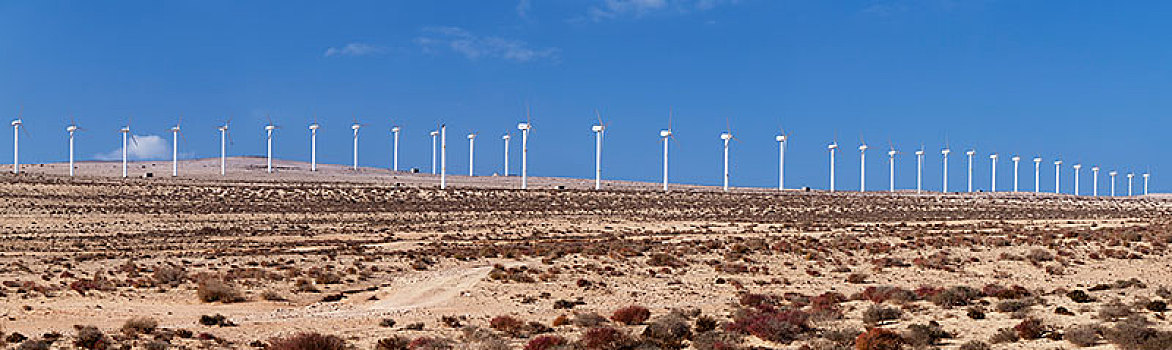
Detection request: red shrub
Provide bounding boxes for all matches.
[726,308,810,343]
[982,284,1031,299]
[611,306,651,325]
[810,292,847,312]
[407,337,453,350]
[913,286,943,299]
[1014,318,1045,340]
[860,286,916,304]
[490,316,527,336]
[855,328,905,350]
[581,327,631,349]
[524,335,567,350]
[738,293,779,308]
[267,332,348,350]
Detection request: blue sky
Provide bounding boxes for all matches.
[1,1,1167,192]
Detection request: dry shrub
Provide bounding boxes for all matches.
[375,336,410,350]
[855,328,904,350]
[695,315,718,333]
[929,286,980,308]
[407,336,453,350]
[1099,300,1134,321]
[988,327,1019,344]
[262,290,287,301]
[17,340,52,350]
[725,308,810,344]
[642,313,692,349]
[266,332,347,350]
[573,312,610,328]
[551,315,570,327]
[995,298,1036,313]
[858,286,916,304]
[647,253,687,268]
[1067,290,1094,303]
[580,327,632,350]
[1065,324,1101,347]
[692,331,743,350]
[1104,315,1172,350]
[489,316,526,337]
[903,322,950,347]
[611,306,651,325]
[152,266,187,286]
[1013,318,1046,340]
[121,317,158,336]
[966,306,986,320]
[73,325,110,350]
[524,335,567,350]
[196,279,244,303]
[957,340,990,350]
[1145,300,1167,313]
[862,305,902,326]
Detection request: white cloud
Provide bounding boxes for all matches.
[587,0,736,20]
[416,26,559,63]
[95,134,170,161]
[323,43,386,57]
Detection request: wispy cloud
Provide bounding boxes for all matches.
[586,0,736,21]
[416,27,559,63]
[95,134,170,161]
[323,43,386,57]
[516,0,532,18]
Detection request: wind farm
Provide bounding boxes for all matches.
[3,2,1172,350]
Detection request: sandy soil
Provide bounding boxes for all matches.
[0,158,1170,349]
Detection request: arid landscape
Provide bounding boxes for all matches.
[1,158,1171,350]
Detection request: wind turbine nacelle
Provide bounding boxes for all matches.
[265,125,277,131]
[828,144,838,150]
[720,133,732,140]
[659,130,672,137]
[915,151,924,156]
[11,120,21,126]
[888,150,898,157]
[1073,164,1082,169]
[858,145,868,151]
[391,127,400,132]
[1012,156,1021,161]
[1092,167,1100,171]
[171,127,181,132]
[775,135,786,142]
[941,149,950,155]
[468,134,476,139]
[309,124,320,130]
[1110,172,1118,176]
[592,125,604,132]
[67,126,79,132]
[517,123,531,130]
[966,151,976,156]
[990,154,998,159]
[502,134,510,140]
[1054,161,1063,165]
[1034,158,1043,163]
[120,128,131,133]
[430,131,439,136]
[352,124,361,130]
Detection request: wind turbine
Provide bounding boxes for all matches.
[1092,166,1100,196]
[1143,172,1150,196]
[309,117,320,171]
[775,131,788,191]
[502,133,511,176]
[67,117,82,177]
[467,132,476,176]
[1073,164,1082,196]
[828,138,838,192]
[941,144,951,192]
[11,108,26,174]
[858,137,868,192]
[1054,160,1063,194]
[429,129,439,174]
[1011,156,1021,192]
[915,146,924,194]
[440,124,447,189]
[659,108,675,192]
[887,141,897,193]
[1127,172,1135,196]
[264,116,278,173]
[720,118,737,192]
[170,115,185,177]
[217,119,231,176]
[989,153,998,192]
[965,149,976,193]
[592,110,606,190]
[518,108,532,190]
[1109,171,1118,196]
[1033,157,1043,193]
[119,118,138,178]
[351,118,365,171]
[391,125,401,171]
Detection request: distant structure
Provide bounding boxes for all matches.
[440,124,447,189]
[217,120,230,176]
[11,116,23,175]
[1073,164,1083,196]
[592,110,606,190]
[915,146,924,194]
[518,116,532,190]
[1109,171,1118,196]
[659,109,674,192]
[501,133,510,177]
[1033,157,1043,193]
[1127,173,1135,196]
[720,119,736,192]
[828,140,838,192]
[1011,156,1021,192]
[429,129,439,174]
[941,146,951,192]
[467,132,476,176]
[170,116,183,177]
[965,149,976,193]
[309,119,320,171]
[858,139,868,192]
[351,119,364,171]
[391,125,401,171]
[887,143,897,193]
[989,153,998,192]
[67,119,81,177]
[119,119,135,178]
[1144,173,1151,196]
[1092,166,1101,196]
[1054,160,1063,194]
[264,116,277,173]
[776,132,787,191]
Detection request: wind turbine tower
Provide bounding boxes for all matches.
[1143,173,1150,196]
[218,121,229,175]
[721,131,733,192]
[1127,173,1135,196]
[1092,166,1100,196]
[1033,157,1043,193]
[309,121,319,171]
[1054,160,1063,194]
[119,122,134,178]
[430,130,439,174]
[858,141,868,192]
[351,121,363,171]
[440,125,447,189]
[941,146,950,192]
[828,141,838,192]
[966,149,976,193]
[1109,171,1118,196]
[1011,156,1021,192]
[887,145,897,193]
[264,118,277,173]
[11,118,22,174]
[502,133,510,176]
[1073,164,1082,196]
[592,110,606,190]
[391,126,401,171]
[518,120,531,190]
[467,132,476,176]
[989,153,998,192]
[659,109,674,192]
[170,117,183,177]
[776,133,787,191]
[915,148,924,194]
[67,120,80,177]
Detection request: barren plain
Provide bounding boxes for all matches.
[0,158,1170,350]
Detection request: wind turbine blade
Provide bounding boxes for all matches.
[595,109,603,126]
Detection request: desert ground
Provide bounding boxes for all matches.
[1,157,1170,350]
